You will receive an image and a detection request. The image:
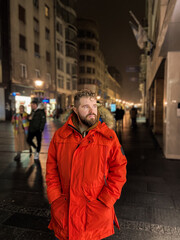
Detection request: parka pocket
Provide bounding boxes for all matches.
[86,199,114,231]
[51,194,68,229]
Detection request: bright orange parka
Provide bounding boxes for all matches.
[46,113,127,240]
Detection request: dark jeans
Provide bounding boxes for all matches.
[27,131,42,153]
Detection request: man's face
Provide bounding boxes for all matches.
[31,103,37,110]
[74,97,98,127]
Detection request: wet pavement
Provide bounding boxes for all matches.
[0,115,180,240]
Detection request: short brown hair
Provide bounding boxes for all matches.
[74,89,96,107]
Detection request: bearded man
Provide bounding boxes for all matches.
[46,89,127,240]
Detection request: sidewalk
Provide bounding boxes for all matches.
[0,117,180,239]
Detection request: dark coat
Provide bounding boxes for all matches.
[29,109,46,132]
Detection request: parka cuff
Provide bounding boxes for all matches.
[47,186,61,204]
[98,188,117,208]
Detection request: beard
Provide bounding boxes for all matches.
[78,112,97,127]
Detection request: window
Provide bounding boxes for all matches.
[20,64,27,78]
[46,51,50,62]
[72,79,77,90]
[66,78,71,90]
[33,0,39,8]
[58,75,64,88]
[33,18,39,33]
[45,27,50,40]
[45,4,50,18]
[46,73,51,84]
[79,42,85,49]
[79,55,85,61]
[56,22,63,35]
[57,58,63,71]
[57,40,63,53]
[19,34,26,50]
[87,67,91,73]
[72,64,77,75]
[87,56,91,62]
[34,43,40,56]
[19,5,25,23]
[66,63,71,74]
[35,69,40,78]
[79,66,85,73]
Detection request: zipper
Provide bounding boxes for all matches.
[68,124,82,135]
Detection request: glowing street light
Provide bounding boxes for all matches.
[35,79,43,87]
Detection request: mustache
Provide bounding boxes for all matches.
[86,113,96,117]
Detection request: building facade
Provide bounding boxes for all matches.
[77,18,121,105]
[145,0,180,159]
[10,0,56,115]
[55,0,78,111]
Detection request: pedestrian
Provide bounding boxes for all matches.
[46,89,127,240]
[115,106,125,129]
[27,100,46,161]
[130,105,137,128]
[11,105,29,161]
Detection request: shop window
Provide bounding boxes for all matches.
[19,5,26,23]
[19,34,26,50]
[20,64,27,78]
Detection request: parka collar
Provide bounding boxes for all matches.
[58,112,114,140]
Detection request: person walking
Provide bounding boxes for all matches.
[115,106,125,129]
[46,89,127,240]
[27,100,46,160]
[11,105,29,161]
[130,105,138,128]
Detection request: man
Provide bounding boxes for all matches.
[130,105,138,128]
[46,89,127,240]
[115,106,125,129]
[27,100,46,160]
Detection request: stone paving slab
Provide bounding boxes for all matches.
[115,205,180,226]
[120,191,175,209]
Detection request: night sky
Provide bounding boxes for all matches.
[76,0,146,103]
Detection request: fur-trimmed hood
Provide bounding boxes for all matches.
[60,105,115,129]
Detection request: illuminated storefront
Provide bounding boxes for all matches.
[15,95,31,114]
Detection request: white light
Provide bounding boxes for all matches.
[35,80,43,87]
[97,96,101,100]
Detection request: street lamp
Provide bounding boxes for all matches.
[35,79,43,87]
[34,79,44,101]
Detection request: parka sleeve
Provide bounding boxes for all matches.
[46,133,62,204]
[97,134,127,208]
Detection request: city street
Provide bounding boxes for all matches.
[0,115,180,240]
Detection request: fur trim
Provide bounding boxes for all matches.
[60,106,115,129]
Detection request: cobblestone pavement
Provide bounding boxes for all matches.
[0,115,180,240]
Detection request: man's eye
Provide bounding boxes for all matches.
[83,106,89,109]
